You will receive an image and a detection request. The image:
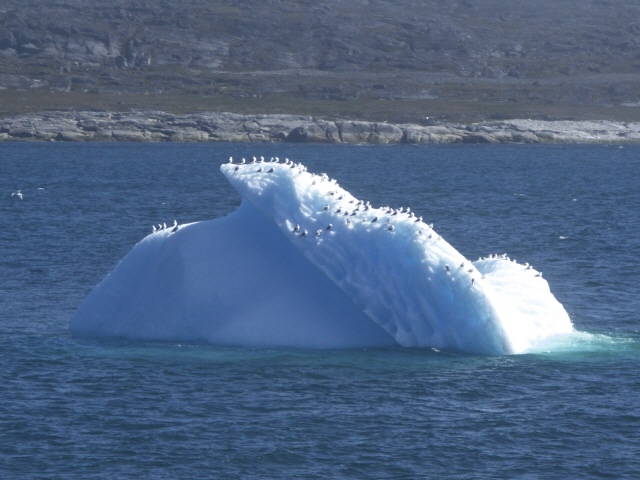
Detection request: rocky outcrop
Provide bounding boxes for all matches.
[2,111,640,144]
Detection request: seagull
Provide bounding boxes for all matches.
[445,265,450,271]
[152,225,157,232]
[240,158,246,164]
[326,224,333,230]
[171,220,178,233]
[371,216,378,223]
[387,225,394,231]
[292,224,300,233]
[227,156,233,163]
[11,190,23,200]
[267,167,274,173]
[315,230,322,237]
[299,229,308,237]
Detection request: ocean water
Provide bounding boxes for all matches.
[1,142,639,479]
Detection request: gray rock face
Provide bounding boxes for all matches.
[2,111,639,144]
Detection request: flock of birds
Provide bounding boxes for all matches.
[226,155,545,286]
[224,155,545,286]
[152,219,179,234]
[10,160,540,285]
[226,156,435,240]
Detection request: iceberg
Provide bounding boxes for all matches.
[71,157,574,354]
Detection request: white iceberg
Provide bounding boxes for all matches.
[71,158,574,354]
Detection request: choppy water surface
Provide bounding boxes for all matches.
[1,142,639,478]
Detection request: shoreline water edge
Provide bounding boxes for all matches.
[2,110,640,144]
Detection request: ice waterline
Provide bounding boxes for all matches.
[71,156,574,355]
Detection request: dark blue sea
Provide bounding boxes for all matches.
[2,142,639,479]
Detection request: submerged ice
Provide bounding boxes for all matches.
[71,157,573,354]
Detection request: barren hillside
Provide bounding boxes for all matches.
[1,0,640,122]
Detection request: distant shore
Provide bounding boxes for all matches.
[2,110,640,144]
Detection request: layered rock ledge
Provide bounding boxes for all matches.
[2,111,640,144]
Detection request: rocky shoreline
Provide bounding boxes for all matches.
[2,111,640,144]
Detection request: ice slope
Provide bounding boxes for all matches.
[70,200,396,349]
[71,158,573,354]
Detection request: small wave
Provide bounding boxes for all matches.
[526,329,638,355]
